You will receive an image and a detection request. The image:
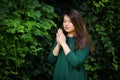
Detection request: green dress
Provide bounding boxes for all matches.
[48,36,89,80]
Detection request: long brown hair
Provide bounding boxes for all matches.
[62,9,94,53]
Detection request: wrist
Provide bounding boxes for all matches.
[56,43,61,47]
[61,42,66,47]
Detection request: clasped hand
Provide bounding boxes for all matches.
[56,28,66,46]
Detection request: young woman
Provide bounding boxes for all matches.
[48,9,94,80]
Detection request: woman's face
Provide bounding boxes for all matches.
[63,15,76,34]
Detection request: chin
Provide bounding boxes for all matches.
[64,29,69,32]
[65,30,70,33]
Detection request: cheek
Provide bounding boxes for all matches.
[71,27,75,31]
[71,24,75,29]
[63,22,65,26]
[63,23,65,26]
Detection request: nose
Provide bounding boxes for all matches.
[64,22,69,26]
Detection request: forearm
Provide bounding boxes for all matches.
[53,44,60,56]
[66,44,89,67]
[61,42,71,55]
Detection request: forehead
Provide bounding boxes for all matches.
[63,15,71,20]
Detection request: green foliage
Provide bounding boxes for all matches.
[0,0,58,80]
[0,0,120,80]
[75,0,120,80]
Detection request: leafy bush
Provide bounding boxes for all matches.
[0,0,120,80]
[0,0,58,80]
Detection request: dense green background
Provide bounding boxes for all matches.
[0,0,119,80]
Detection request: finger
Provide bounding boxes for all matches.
[58,28,61,33]
[59,28,62,32]
[56,33,60,38]
[57,29,59,33]
[58,29,63,35]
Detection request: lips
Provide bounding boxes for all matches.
[64,27,70,32]
[64,27,70,29]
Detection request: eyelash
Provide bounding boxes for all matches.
[63,21,72,23]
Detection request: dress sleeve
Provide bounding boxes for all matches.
[48,41,58,64]
[66,44,89,67]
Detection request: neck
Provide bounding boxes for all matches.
[67,32,76,37]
